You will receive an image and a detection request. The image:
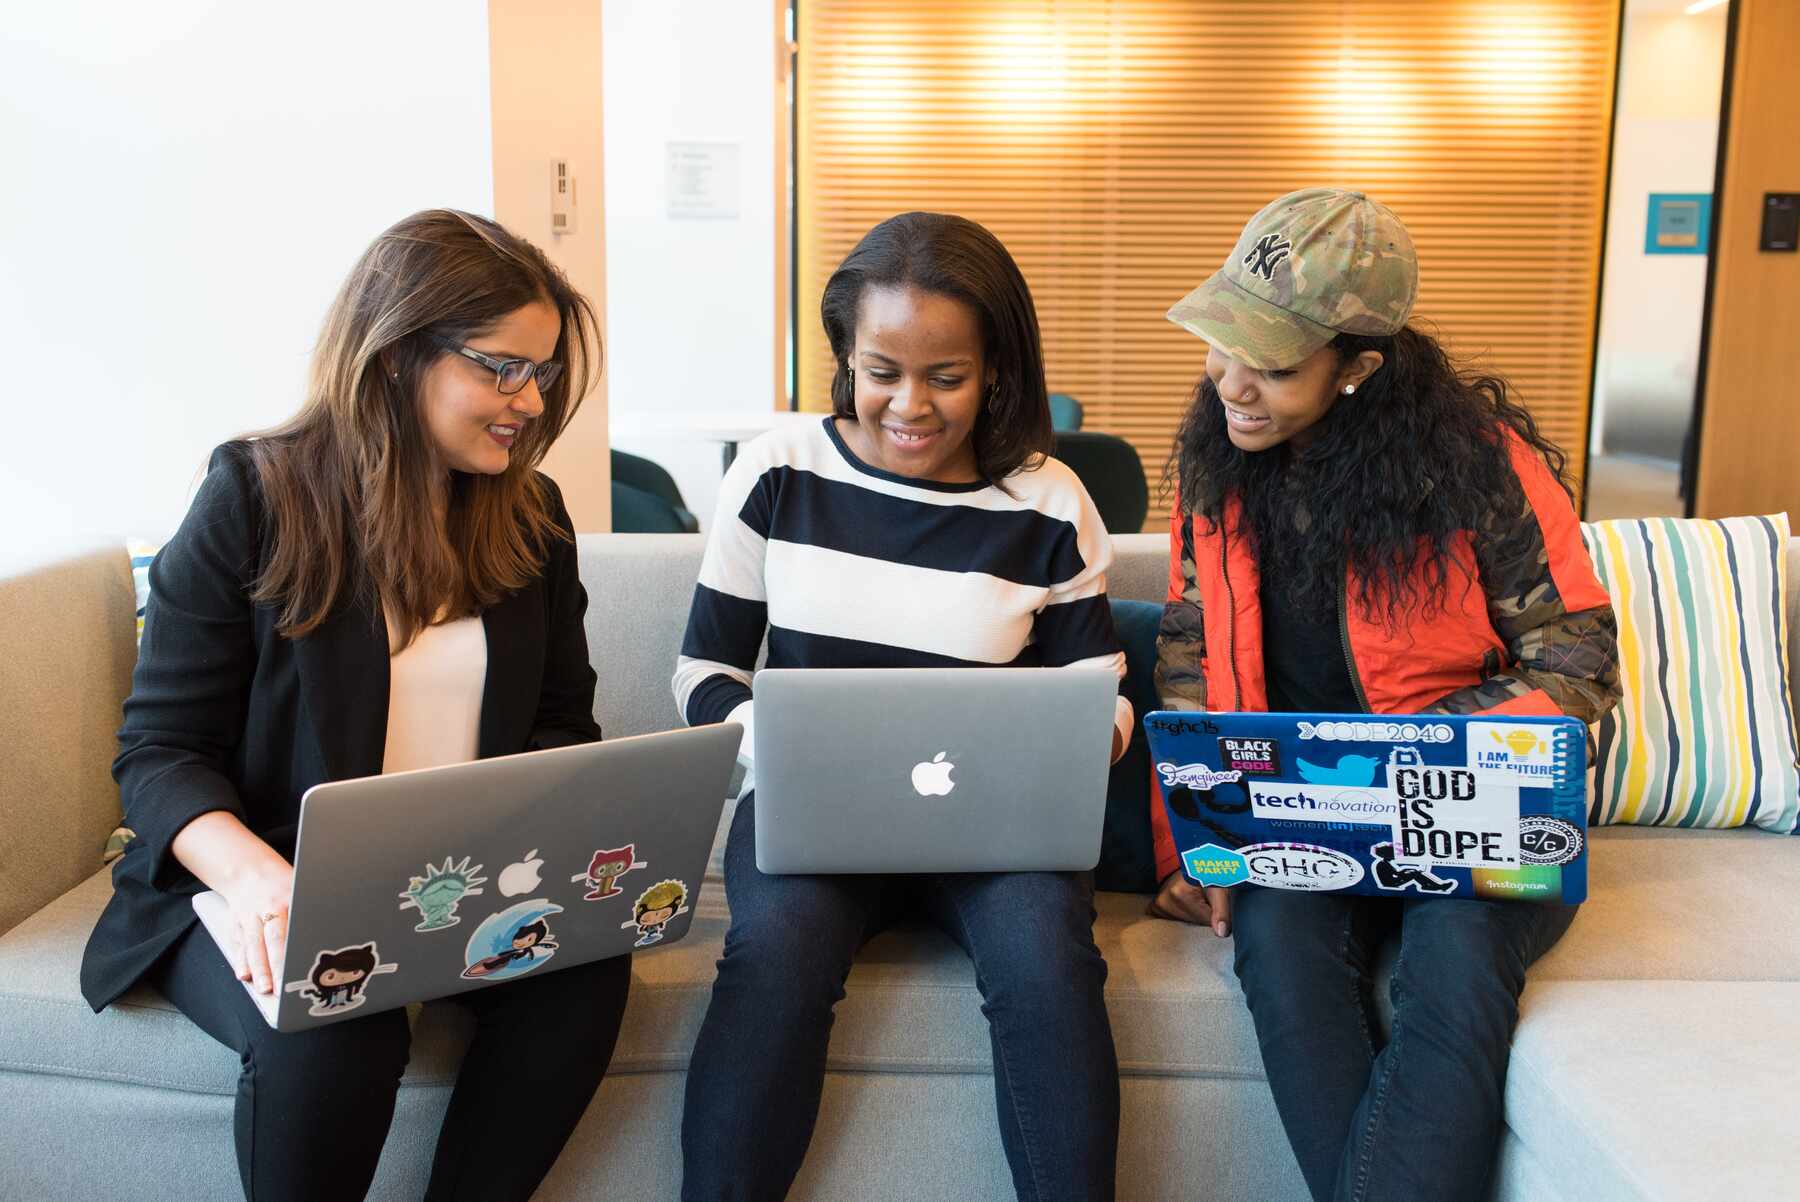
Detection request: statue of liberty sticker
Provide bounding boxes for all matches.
[396,855,488,931]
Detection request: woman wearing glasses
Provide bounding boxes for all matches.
[79,210,622,1202]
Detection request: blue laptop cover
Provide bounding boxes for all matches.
[1143,712,1589,904]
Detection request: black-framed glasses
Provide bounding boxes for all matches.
[431,335,563,396]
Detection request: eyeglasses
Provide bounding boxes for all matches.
[431,335,563,396]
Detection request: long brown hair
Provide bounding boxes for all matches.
[247,209,600,643]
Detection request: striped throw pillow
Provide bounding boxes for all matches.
[129,539,159,644]
[1582,514,1800,832]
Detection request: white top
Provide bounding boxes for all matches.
[382,613,486,774]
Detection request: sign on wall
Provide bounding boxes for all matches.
[1646,193,1712,255]
[667,141,740,220]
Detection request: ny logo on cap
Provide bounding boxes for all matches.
[1243,233,1292,282]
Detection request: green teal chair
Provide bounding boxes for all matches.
[611,450,698,533]
[1053,431,1148,533]
[611,481,693,533]
[1049,392,1085,431]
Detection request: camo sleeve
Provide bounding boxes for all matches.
[1153,499,1208,712]
[1423,444,1621,724]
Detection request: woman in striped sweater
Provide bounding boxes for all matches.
[673,212,1129,1202]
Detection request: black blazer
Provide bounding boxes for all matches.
[80,443,602,1010]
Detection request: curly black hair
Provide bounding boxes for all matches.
[1169,326,1572,626]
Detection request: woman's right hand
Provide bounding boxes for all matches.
[221,861,296,995]
[1146,871,1233,937]
[171,811,295,994]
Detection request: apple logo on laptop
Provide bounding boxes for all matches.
[498,850,545,898]
[911,752,956,797]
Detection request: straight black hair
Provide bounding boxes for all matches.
[821,212,1052,486]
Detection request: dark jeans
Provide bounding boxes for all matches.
[1230,889,1577,1202]
[153,922,631,1202]
[680,792,1120,1202]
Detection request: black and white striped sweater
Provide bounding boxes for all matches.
[672,417,1132,752]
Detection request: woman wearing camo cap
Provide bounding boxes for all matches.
[1147,188,1621,1201]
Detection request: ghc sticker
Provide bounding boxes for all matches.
[1238,842,1366,892]
[1181,843,1250,887]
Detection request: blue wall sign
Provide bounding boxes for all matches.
[1646,193,1712,255]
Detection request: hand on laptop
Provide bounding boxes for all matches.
[1146,872,1232,938]
[222,861,295,995]
[173,812,297,995]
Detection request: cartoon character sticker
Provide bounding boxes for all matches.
[623,879,690,947]
[284,943,399,1017]
[1369,842,1458,894]
[397,855,488,931]
[461,899,564,981]
[572,844,648,901]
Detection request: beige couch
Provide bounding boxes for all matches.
[1,533,1797,1201]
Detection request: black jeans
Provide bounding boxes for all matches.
[1230,889,1576,1202]
[152,922,630,1202]
[680,792,1120,1202]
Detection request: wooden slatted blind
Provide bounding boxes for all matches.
[797,0,1620,524]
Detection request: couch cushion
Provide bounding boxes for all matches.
[1530,826,1800,982]
[1508,980,1800,1202]
[15,820,1782,1099]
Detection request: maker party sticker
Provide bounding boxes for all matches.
[1181,843,1249,888]
[1237,842,1365,892]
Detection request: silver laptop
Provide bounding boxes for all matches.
[751,668,1118,873]
[193,724,740,1031]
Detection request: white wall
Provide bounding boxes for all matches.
[0,1,493,568]
[1590,0,1729,461]
[602,0,780,530]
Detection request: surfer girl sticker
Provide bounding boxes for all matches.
[571,844,648,901]
[622,879,690,947]
[461,899,565,982]
[285,943,398,1017]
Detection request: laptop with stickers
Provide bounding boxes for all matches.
[191,723,741,1031]
[1142,712,1589,904]
[751,667,1120,873]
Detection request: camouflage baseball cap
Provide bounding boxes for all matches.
[1166,188,1418,370]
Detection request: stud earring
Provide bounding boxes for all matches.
[1343,384,1356,395]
